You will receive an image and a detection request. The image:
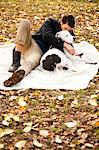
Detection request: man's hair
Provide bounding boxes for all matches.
[61,15,75,28]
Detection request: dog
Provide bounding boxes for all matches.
[40,30,76,71]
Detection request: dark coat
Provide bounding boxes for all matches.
[32,18,64,54]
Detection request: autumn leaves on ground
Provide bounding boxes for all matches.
[0,0,99,149]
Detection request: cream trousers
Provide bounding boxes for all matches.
[15,19,42,76]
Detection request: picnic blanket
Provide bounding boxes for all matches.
[0,42,99,90]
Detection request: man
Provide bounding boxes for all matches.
[9,15,75,72]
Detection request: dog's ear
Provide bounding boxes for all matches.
[69,30,75,36]
[51,54,61,63]
[46,55,55,64]
[42,59,55,71]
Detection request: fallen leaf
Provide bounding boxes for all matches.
[18,106,26,113]
[72,99,78,105]
[57,95,64,100]
[3,114,11,121]
[34,16,40,20]
[71,99,79,107]
[23,122,32,126]
[18,97,27,106]
[65,121,77,128]
[10,96,18,100]
[55,135,62,144]
[90,94,97,99]
[70,143,76,148]
[4,128,14,135]
[2,120,9,126]
[8,113,14,118]
[13,115,20,122]
[23,126,32,133]
[77,128,85,136]
[89,99,98,106]
[0,143,4,149]
[7,144,14,150]
[0,95,3,99]
[39,130,49,137]
[81,133,88,141]
[33,139,42,148]
[95,121,99,127]
[15,140,26,149]
[0,128,14,138]
[0,128,5,138]
[85,143,94,148]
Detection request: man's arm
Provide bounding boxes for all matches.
[64,42,75,55]
[41,18,64,51]
[41,18,75,55]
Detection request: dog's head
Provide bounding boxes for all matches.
[55,30,75,44]
[42,54,61,71]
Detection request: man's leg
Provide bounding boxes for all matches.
[4,20,43,87]
[9,19,32,72]
[4,39,42,87]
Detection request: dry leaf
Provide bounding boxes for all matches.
[55,135,62,144]
[95,121,99,127]
[23,126,32,133]
[39,130,49,137]
[34,16,40,20]
[0,143,4,149]
[18,97,27,106]
[0,95,3,99]
[0,128,14,138]
[2,120,9,126]
[23,122,32,133]
[77,128,85,136]
[10,96,18,100]
[65,121,77,128]
[13,115,20,122]
[15,140,26,148]
[85,143,94,148]
[18,106,26,113]
[23,122,32,126]
[8,113,14,118]
[57,95,64,100]
[81,133,88,141]
[0,128,5,138]
[71,99,78,107]
[89,99,98,106]
[33,139,42,148]
[4,128,14,135]
[4,114,11,121]
[90,94,97,99]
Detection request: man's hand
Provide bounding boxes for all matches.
[64,42,75,55]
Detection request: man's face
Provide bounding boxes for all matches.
[61,23,73,32]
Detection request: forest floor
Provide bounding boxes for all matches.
[0,0,99,149]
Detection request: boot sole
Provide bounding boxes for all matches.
[4,70,25,87]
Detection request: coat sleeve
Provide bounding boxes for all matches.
[41,18,64,51]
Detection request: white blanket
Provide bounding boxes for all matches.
[0,42,99,90]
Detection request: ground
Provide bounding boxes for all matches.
[0,0,99,149]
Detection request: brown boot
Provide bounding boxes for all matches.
[4,70,25,87]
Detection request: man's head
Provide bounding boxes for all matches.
[60,15,75,31]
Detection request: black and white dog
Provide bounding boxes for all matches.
[40,30,98,72]
[40,30,77,71]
